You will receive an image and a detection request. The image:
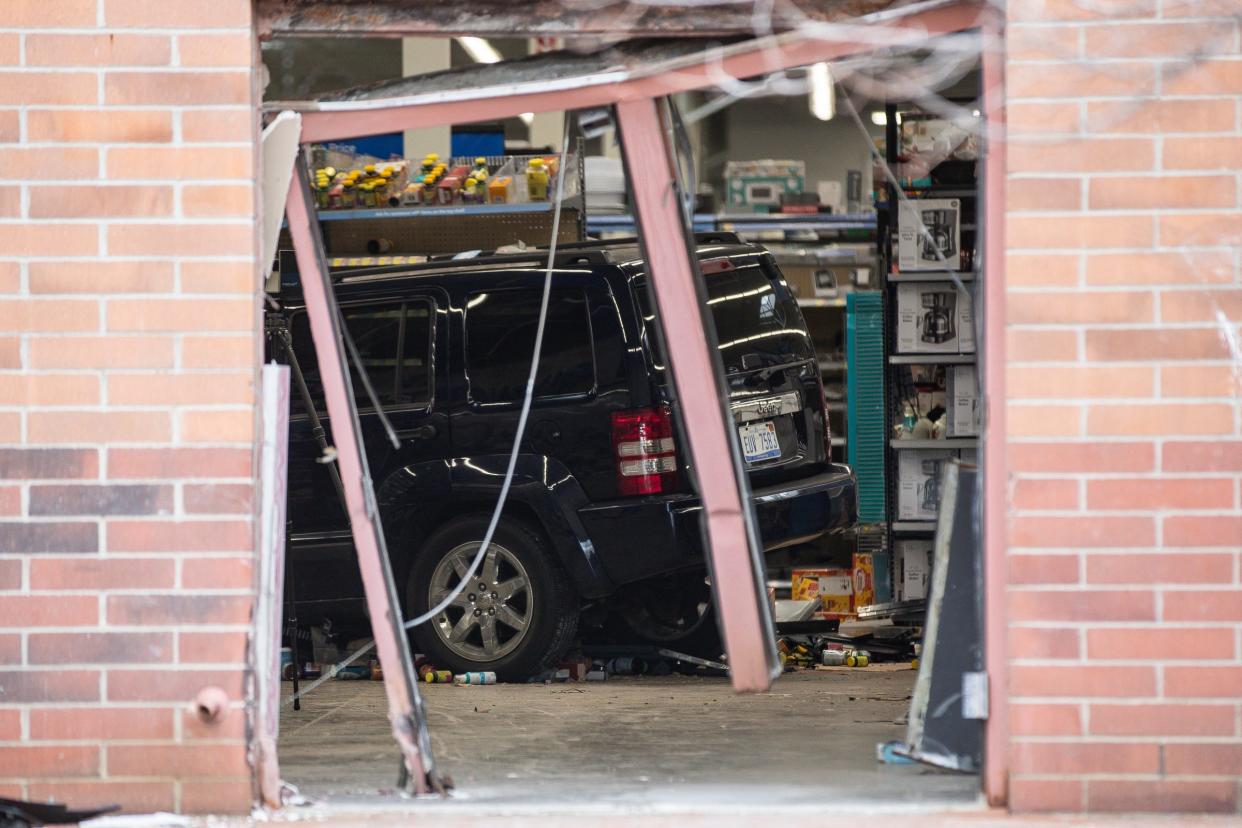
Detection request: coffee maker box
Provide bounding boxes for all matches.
[897,198,961,272]
[897,448,958,520]
[895,539,934,602]
[947,364,981,436]
[895,283,976,354]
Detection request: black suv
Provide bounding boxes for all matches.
[268,234,857,680]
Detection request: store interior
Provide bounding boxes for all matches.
[264,32,987,812]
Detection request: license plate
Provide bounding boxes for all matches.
[738,420,781,463]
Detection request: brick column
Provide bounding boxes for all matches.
[1005,0,1242,814]
[0,0,260,814]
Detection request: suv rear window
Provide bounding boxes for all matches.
[290,299,433,413]
[636,259,814,375]
[465,288,596,405]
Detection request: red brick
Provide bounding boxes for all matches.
[31,557,175,590]
[1087,250,1234,286]
[0,148,98,180]
[1009,404,1082,437]
[0,448,98,479]
[30,336,175,369]
[181,263,255,295]
[1010,589,1155,622]
[185,483,253,514]
[1089,404,1233,436]
[1166,743,1242,775]
[1165,137,1242,171]
[181,110,253,143]
[1089,702,1235,736]
[183,184,253,217]
[0,111,17,143]
[1006,252,1080,287]
[1012,478,1079,511]
[0,746,98,778]
[1006,365,1152,399]
[1087,627,1234,659]
[1009,779,1083,813]
[108,519,251,552]
[106,594,252,626]
[1160,213,1242,247]
[1008,178,1081,212]
[1008,101,1082,135]
[107,298,254,333]
[5,0,97,26]
[0,73,97,105]
[0,634,19,662]
[27,110,172,144]
[107,743,249,777]
[0,298,98,332]
[107,146,252,180]
[0,709,18,740]
[0,224,97,257]
[1008,442,1154,473]
[106,668,245,702]
[29,484,172,516]
[1009,627,1081,660]
[180,630,248,664]
[104,0,251,27]
[0,186,18,217]
[1088,98,1236,134]
[1164,441,1242,472]
[1162,364,1239,398]
[0,670,100,702]
[1007,329,1079,362]
[1084,22,1230,57]
[1008,215,1153,249]
[106,71,250,106]
[27,34,171,67]
[1166,666,1242,698]
[29,707,174,741]
[1009,553,1080,585]
[1087,328,1232,361]
[1165,517,1242,548]
[30,632,173,665]
[1012,703,1082,736]
[1087,780,1235,814]
[27,411,171,445]
[180,778,253,814]
[26,781,175,815]
[0,522,98,554]
[1086,553,1233,584]
[1010,516,1155,549]
[1087,478,1233,510]
[0,558,18,588]
[1008,291,1153,325]
[109,373,252,406]
[181,409,254,442]
[0,595,98,627]
[182,556,254,589]
[109,447,252,479]
[0,337,17,367]
[1013,741,1159,775]
[30,186,173,219]
[1009,64,1157,100]
[0,373,99,406]
[1164,589,1242,620]
[109,223,254,257]
[1163,58,1242,96]
[1090,175,1233,210]
[1161,289,1242,323]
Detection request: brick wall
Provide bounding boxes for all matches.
[1005,0,1242,814]
[0,0,260,814]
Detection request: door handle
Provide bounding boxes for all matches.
[399,424,438,441]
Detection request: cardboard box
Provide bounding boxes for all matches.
[895,540,933,602]
[897,448,958,520]
[947,364,980,436]
[852,553,875,610]
[895,283,975,354]
[897,198,961,272]
[791,567,853,619]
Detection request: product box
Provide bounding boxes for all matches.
[947,364,980,436]
[781,263,844,299]
[897,448,958,520]
[895,282,975,354]
[895,540,934,602]
[725,159,806,211]
[897,198,961,272]
[791,567,853,619]
[851,553,875,610]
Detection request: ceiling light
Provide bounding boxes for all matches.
[456,36,502,64]
[870,111,887,126]
[808,62,835,122]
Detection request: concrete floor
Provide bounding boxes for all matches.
[278,664,981,813]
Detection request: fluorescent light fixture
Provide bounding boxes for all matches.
[870,111,887,126]
[456,36,502,64]
[808,62,835,121]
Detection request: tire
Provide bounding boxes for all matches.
[615,571,724,660]
[406,515,578,682]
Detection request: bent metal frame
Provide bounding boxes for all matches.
[274,0,1005,801]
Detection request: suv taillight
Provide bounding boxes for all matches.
[611,406,677,496]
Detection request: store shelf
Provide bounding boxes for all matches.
[318,197,583,222]
[902,188,977,199]
[798,297,847,308]
[889,438,978,449]
[587,211,877,236]
[892,520,937,534]
[889,354,976,365]
[818,359,847,372]
[888,271,974,283]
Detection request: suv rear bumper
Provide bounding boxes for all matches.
[577,464,857,588]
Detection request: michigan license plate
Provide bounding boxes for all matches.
[739,420,781,463]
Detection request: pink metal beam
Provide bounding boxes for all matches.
[291,1,985,144]
[284,154,442,795]
[615,98,779,693]
[980,8,1009,809]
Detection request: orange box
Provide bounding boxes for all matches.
[852,553,875,610]
[791,568,853,620]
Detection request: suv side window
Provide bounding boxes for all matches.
[465,288,595,406]
[289,299,434,414]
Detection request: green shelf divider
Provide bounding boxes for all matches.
[846,292,887,524]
